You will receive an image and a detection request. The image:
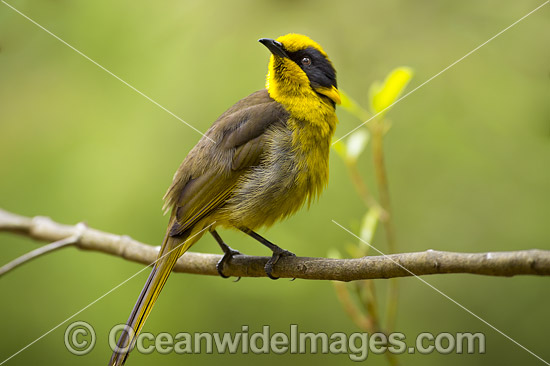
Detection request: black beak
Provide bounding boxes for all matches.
[259,38,288,58]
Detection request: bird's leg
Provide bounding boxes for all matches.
[210,230,241,278]
[239,227,295,280]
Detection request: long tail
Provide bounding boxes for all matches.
[108,225,202,366]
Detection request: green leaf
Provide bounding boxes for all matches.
[340,90,370,121]
[332,139,347,161]
[332,129,370,164]
[359,208,380,249]
[369,67,414,117]
[346,129,369,163]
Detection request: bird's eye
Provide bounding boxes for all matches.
[301,57,311,66]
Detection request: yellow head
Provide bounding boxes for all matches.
[259,34,340,107]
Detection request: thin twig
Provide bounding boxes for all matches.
[1,235,75,277]
[0,222,87,277]
[347,161,388,219]
[369,120,396,252]
[332,281,374,332]
[370,119,399,333]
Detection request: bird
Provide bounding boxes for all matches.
[109,33,340,365]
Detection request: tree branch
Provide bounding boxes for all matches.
[1,208,549,281]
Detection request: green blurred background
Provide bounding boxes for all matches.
[1,0,549,365]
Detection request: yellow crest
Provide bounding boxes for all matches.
[275,33,329,58]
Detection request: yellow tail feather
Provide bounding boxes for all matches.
[108,228,201,366]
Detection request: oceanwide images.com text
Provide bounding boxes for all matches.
[64,321,485,360]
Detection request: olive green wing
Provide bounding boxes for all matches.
[164,90,289,236]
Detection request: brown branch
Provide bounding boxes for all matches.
[1,208,549,281]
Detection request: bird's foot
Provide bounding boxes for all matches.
[265,248,295,280]
[216,246,241,279]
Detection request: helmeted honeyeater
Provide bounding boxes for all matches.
[109,33,339,365]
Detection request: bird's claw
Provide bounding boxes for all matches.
[265,249,295,280]
[216,247,241,279]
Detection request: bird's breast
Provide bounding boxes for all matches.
[220,113,333,230]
